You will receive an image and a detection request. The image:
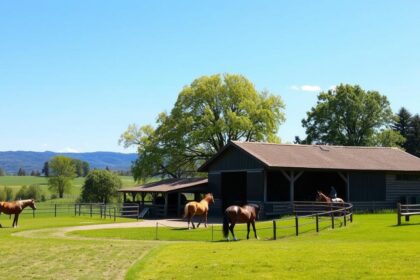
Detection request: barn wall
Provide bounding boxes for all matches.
[349,172,386,201]
[386,173,420,203]
[208,173,222,215]
[247,171,264,202]
[207,146,264,172]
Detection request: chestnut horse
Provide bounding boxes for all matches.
[0,199,36,228]
[183,193,214,229]
[316,191,344,203]
[223,204,260,241]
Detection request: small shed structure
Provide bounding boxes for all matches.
[118,178,208,217]
[198,141,420,217]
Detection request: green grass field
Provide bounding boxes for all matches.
[0,176,136,202]
[1,212,419,279]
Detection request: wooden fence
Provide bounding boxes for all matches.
[272,201,353,240]
[397,202,420,225]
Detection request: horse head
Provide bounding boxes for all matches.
[205,193,214,204]
[315,191,322,201]
[28,199,36,210]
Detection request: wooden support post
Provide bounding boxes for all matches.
[123,192,127,203]
[164,193,168,217]
[177,192,181,217]
[316,214,319,232]
[74,204,77,216]
[90,204,92,217]
[273,220,277,240]
[295,215,299,236]
[331,214,335,229]
[397,203,401,226]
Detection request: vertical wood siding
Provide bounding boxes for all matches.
[386,174,420,203]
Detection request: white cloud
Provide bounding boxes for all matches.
[59,147,80,153]
[328,85,337,91]
[290,85,322,92]
[301,85,321,92]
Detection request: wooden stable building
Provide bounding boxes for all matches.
[198,141,420,217]
[118,178,208,217]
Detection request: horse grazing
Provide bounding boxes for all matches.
[0,199,36,228]
[315,190,344,203]
[183,193,214,229]
[223,204,260,241]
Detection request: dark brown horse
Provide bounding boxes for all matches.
[223,204,260,241]
[183,193,214,229]
[0,199,36,228]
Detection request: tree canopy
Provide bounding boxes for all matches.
[80,170,122,203]
[301,84,400,146]
[48,156,76,198]
[120,74,285,181]
[393,108,420,157]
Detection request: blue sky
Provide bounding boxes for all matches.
[1,1,419,153]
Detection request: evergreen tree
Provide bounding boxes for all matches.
[0,167,5,176]
[17,168,26,176]
[42,161,49,177]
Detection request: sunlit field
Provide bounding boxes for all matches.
[1,212,418,279]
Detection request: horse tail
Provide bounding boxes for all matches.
[223,213,229,238]
[183,203,190,218]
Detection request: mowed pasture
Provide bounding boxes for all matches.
[0,175,136,200]
[1,213,419,279]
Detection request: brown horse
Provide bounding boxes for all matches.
[223,204,260,241]
[183,193,214,229]
[0,199,36,228]
[315,191,344,203]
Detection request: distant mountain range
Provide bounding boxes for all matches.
[0,151,137,175]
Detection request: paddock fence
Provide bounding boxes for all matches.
[16,203,140,221]
[397,202,420,225]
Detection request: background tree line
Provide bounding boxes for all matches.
[121,75,420,184]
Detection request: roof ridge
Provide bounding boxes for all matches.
[232,141,402,150]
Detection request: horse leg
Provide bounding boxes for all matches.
[204,212,208,228]
[252,221,259,240]
[229,223,237,241]
[191,215,196,229]
[247,222,250,239]
[13,214,18,228]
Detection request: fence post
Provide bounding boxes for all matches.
[55,204,57,217]
[90,204,92,217]
[331,214,335,229]
[78,204,81,216]
[397,203,401,226]
[137,205,139,221]
[155,222,158,240]
[273,220,277,240]
[316,214,319,233]
[33,208,35,218]
[74,204,77,216]
[295,215,299,236]
[343,208,347,227]
[114,207,116,222]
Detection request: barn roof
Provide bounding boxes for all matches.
[198,141,420,172]
[118,178,208,193]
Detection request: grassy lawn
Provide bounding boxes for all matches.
[0,215,152,280]
[73,214,420,279]
[2,213,420,279]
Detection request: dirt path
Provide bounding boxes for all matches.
[13,218,221,239]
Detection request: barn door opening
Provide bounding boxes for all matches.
[221,172,247,210]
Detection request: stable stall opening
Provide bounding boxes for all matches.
[221,172,247,210]
[294,171,346,201]
[266,171,290,201]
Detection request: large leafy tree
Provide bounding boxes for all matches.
[301,84,399,146]
[120,74,285,181]
[80,170,122,203]
[48,156,76,198]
